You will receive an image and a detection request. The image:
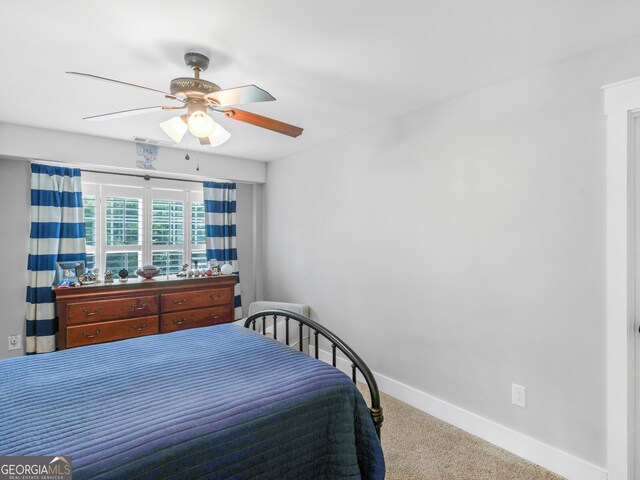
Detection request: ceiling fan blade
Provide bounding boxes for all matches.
[66,71,181,100]
[220,108,303,137]
[83,106,166,121]
[205,85,275,107]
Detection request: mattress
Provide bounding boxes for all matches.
[0,324,384,479]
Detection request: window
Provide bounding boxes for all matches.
[106,251,140,277]
[104,194,143,277]
[106,197,141,246]
[84,196,96,246]
[152,199,184,245]
[82,177,204,278]
[152,250,183,275]
[86,253,96,271]
[191,201,206,267]
[84,195,96,270]
[191,250,208,268]
[151,198,184,275]
[191,202,205,244]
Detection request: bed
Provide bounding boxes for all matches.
[0,310,385,479]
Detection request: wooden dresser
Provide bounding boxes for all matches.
[54,276,238,349]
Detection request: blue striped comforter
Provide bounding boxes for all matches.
[0,324,384,479]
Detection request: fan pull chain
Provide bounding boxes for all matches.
[184,136,198,171]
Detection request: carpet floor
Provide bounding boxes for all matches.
[357,385,565,480]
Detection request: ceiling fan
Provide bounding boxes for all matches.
[67,52,303,147]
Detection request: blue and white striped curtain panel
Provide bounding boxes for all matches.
[203,181,242,320]
[26,164,86,354]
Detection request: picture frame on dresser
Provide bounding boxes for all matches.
[54,260,85,285]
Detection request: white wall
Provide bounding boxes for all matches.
[236,183,263,317]
[0,159,31,358]
[0,123,266,183]
[264,36,640,469]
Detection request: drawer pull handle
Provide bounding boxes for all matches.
[208,313,222,320]
[209,293,222,300]
[82,307,101,316]
[173,298,188,305]
[172,318,186,325]
[131,323,147,332]
[131,302,147,310]
[82,329,101,339]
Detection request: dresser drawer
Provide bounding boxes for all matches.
[66,315,159,348]
[161,306,230,332]
[161,288,231,313]
[66,295,159,325]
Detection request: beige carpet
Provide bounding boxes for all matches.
[357,385,564,480]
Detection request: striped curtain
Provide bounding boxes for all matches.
[26,164,86,354]
[203,181,242,320]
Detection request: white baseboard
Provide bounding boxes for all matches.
[309,346,607,480]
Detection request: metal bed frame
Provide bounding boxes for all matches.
[244,309,384,438]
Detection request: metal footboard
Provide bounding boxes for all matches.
[244,309,384,438]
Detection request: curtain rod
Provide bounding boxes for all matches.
[81,169,205,184]
[28,159,245,184]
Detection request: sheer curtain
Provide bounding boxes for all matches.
[203,181,242,320]
[26,164,86,353]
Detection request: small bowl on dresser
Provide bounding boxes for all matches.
[136,265,161,279]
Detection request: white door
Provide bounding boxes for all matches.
[604,76,640,480]
[634,115,640,480]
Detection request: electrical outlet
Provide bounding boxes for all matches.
[8,334,22,351]
[512,383,526,408]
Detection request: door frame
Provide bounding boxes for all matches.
[604,76,640,480]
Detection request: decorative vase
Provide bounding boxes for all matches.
[220,263,233,275]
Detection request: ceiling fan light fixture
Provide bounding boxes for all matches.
[160,116,188,143]
[70,51,304,143]
[187,111,215,138]
[207,123,231,147]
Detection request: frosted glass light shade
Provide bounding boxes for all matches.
[206,123,231,147]
[160,113,229,146]
[187,111,215,137]
[160,116,188,143]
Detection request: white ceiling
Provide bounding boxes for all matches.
[1,0,640,162]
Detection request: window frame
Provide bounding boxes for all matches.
[82,173,205,277]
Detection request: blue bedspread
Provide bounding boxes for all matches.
[0,324,384,479]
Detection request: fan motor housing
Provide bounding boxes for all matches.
[170,77,221,98]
